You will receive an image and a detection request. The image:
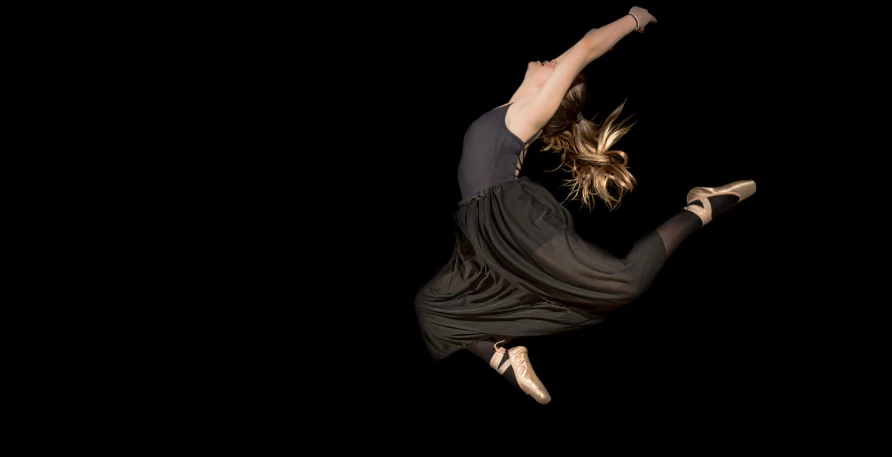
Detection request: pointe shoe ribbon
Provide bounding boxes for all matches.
[684,197,713,225]
[490,341,552,404]
[489,340,511,374]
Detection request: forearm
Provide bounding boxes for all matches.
[581,15,638,59]
[556,14,637,63]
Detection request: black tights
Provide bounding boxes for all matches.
[466,193,741,389]
[656,194,739,256]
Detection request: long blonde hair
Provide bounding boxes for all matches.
[539,73,636,211]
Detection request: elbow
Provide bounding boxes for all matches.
[582,29,614,57]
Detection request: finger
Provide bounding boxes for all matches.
[651,15,658,23]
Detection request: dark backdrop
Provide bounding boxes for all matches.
[106,0,886,443]
[193,1,861,429]
[344,3,800,417]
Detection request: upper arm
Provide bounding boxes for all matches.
[513,42,597,137]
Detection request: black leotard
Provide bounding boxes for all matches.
[456,104,535,198]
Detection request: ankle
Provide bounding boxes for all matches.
[684,199,711,225]
[489,341,520,389]
[489,341,510,373]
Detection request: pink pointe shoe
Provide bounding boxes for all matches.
[491,341,552,404]
[684,180,757,225]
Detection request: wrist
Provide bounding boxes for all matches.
[625,13,639,31]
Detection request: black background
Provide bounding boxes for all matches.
[185,1,871,429]
[346,3,798,417]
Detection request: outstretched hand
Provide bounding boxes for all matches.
[629,6,657,33]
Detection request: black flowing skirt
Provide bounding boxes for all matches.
[414,177,666,362]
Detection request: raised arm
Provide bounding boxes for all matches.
[511,8,656,139]
[554,26,613,62]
